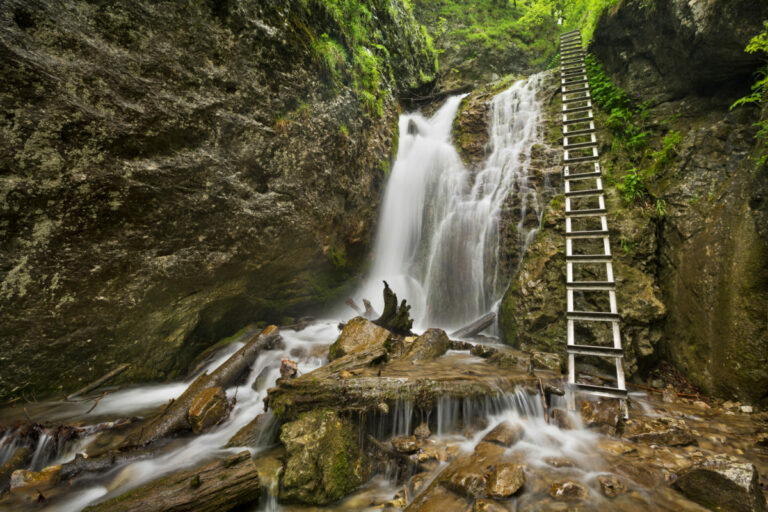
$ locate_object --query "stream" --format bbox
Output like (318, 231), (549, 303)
(2, 75), (763, 512)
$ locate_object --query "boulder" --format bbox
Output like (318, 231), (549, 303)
(482, 421), (524, 447)
(188, 386), (228, 434)
(404, 329), (450, 363)
(580, 399), (624, 436)
(0, 446), (31, 491)
(392, 436), (420, 454)
(624, 417), (695, 446)
(279, 409), (367, 505)
(485, 463), (525, 498)
(549, 481), (587, 501)
(598, 475), (626, 498)
(414, 422), (431, 440)
(10, 465), (61, 501)
(328, 317), (392, 361)
(474, 498), (508, 512)
(675, 455), (767, 512)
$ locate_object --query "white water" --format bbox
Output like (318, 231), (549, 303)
(358, 75), (544, 330)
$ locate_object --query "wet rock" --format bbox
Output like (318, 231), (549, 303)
(598, 475), (626, 498)
(549, 481), (587, 501)
(392, 436), (420, 454)
(441, 463), (487, 498)
(404, 482), (473, 512)
(328, 317), (392, 361)
(531, 351), (562, 373)
(251, 365), (278, 392)
(597, 439), (636, 456)
(543, 457), (575, 468)
(226, 412), (278, 448)
(485, 463), (525, 498)
(550, 409), (576, 430)
(474, 498), (508, 512)
(740, 406), (754, 414)
(10, 465), (61, 501)
(674, 455), (767, 512)
(482, 421), (524, 447)
(662, 385), (677, 403)
(188, 386), (228, 434)
(624, 417), (695, 446)
(279, 359), (298, 380)
(280, 409), (367, 505)
(414, 422), (431, 440)
(0, 446), (31, 491)
(580, 399), (624, 436)
(404, 329), (450, 363)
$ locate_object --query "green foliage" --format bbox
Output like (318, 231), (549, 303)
(559, 0), (620, 43)
(731, 21), (768, 168)
(313, 34), (348, 84)
(616, 168), (647, 203)
(649, 130), (681, 173)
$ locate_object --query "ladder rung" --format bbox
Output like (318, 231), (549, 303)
(567, 344), (623, 356)
(562, 86), (590, 95)
(562, 65), (586, 73)
(565, 188), (602, 197)
(563, 105), (592, 115)
(561, 50), (584, 58)
(566, 254), (612, 263)
(564, 169), (600, 179)
(563, 94), (590, 104)
(563, 115), (593, 126)
(566, 229), (610, 239)
(562, 70), (586, 79)
(562, 57), (585, 64)
(564, 155), (599, 164)
(564, 140), (596, 150)
(563, 126), (595, 136)
(565, 208), (606, 218)
(562, 77), (588, 85)
(567, 280), (615, 290)
(567, 311), (620, 322)
(573, 383), (627, 399)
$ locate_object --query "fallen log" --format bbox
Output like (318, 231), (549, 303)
(93, 326), (280, 454)
(450, 312), (496, 339)
(61, 449), (156, 481)
(67, 364), (130, 400)
(362, 299), (378, 319)
(345, 298), (364, 316)
(82, 451), (261, 512)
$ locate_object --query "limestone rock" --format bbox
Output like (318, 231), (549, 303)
(188, 386), (228, 434)
(624, 417), (695, 446)
(474, 498), (508, 512)
(404, 329), (450, 363)
(549, 481), (587, 501)
(10, 465), (61, 501)
(482, 421), (524, 447)
(675, 455), (767, 512)
(392, 436), (420, 454)
(580, 399), (624, 436)
(328, 317), (392, 361)
(598, 475), (626, 498)
(414, 422), (431, 440)
(485, 463), (525, 498)
(279, 409), (367, 505)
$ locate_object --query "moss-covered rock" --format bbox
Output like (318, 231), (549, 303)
(328, 316), (392, 361)
(279, 409), (368, 505)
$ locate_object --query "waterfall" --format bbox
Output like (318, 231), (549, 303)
(359, 75), (544, 330)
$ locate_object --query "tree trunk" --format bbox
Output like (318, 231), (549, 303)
(450, 312), (496, 339)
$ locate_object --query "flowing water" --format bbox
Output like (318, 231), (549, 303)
(0, 76), (589, 511)
(358, 75), (544, 330)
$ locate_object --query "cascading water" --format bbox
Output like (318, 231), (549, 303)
(358, 75), (544, 329)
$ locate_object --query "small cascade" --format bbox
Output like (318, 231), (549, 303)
(359, 75), (545, 330)
(29, 432), (53, 471)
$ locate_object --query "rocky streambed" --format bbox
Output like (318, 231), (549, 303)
(0, 316), (766, 511)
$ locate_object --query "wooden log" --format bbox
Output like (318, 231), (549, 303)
(362, 299), (378, 319)
(94, 326), (280, 453)
(82, 451), (260, 512)
(345, 298), (364, 315)
(450, 312), (496, 339)
(66, 364), (130, 400)
(373, 281), (413, 335)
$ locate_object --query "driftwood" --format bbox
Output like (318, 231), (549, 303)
(345, 298), (363, 316)
(450, 312), (496, 339)
(66, 364), (130, 400)
(61, 449), (156, 481)
(362, 299), (378, 319)
(92, 326), (280, 454)
(373, 281), (413, 335)
(82, 451), (260, 512)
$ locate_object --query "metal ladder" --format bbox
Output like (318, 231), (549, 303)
(559, 30), (628, 415)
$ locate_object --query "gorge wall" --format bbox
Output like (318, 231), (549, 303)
(0, 0), (435, 400)
(500, 0), (768, 404)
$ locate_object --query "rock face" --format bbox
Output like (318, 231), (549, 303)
(591, 0), (768, 101)
(675, 455), (768, 512)
(279, 409), (368, 505)
(9, 465), (61, 501)
(328, 317), (392, 361)
(501, 0), (768, 403)
(0, 0), (435, 400)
